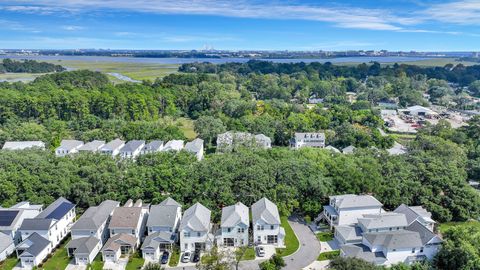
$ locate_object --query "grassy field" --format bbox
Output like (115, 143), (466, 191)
(317, 250), (340, 261)
(0, 72), (47, 82)
(88, 254), (104, 270)
(276, 217), (300, 257)
(0, 256), (19, 270)
(44, 60), (179, 82)
(125, 252), (144, 270)
(168, 247), (180, 267)
(241, 247), (256, 261)
(41, 238), (71, 270)
(316, 231), (334, 242)
(439, 220), (480, 234)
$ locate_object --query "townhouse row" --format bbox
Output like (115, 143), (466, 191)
(0, 197), (284, 268)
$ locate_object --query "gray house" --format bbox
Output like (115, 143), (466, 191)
(78, 140), (106, 153)
(120, 140), (145, 159)
(55, 140), (84, 157)
(141, 141), (164, 155)
(185, 139), (204, 161)
(16, 232), (51, 268)
(100, 139), (125, 156)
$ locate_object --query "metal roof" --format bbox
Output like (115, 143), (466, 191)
(330, 194), (382, 209)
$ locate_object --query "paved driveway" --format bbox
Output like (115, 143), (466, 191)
(283, 217), (322, 270)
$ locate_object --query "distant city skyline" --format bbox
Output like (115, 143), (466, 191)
(1, 0), (480, 51)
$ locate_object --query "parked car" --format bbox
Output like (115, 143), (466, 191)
(256, 246), (265, 257)
(182, 251), (191, 263)
(192, 250), (201, 263)
(161, 251), (170, 264)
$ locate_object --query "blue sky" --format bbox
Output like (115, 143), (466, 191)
(0, 0), (479, 51)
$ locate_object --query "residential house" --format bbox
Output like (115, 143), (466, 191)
(141, 140), (164, 155)
(290, 132), (325, 149)
(119, 140), (145, 159)
(393, 204), (435, 232)
(401, 106), (438, 118)
(55, 140), (84, 157)
(162, 140), (184, 152)
(99, 139), (125, 156)
(0, 202), (43, 245)
(254, 134), (272, 149)
(19, 197), (76, 248)
(325, 145), (341, 153)
(219, 202), (249, 247)
(101, 234), (137, 263)
(320, 194), (383, 228)
(216, 131), (272, 152)
(66, 200), (119, 265)
(251, 198), (285, 247)
(0, 233), (14, 262)
(2, 141), (45, 150)
(15, 233), (51, 268)
(142, 197), (182, 260)
(179, 202), (212, 252)
(342, 145), (356, 154)
(77, 140), (105, 153)
(185, 138), (204, 161)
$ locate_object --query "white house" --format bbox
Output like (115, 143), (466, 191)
(77, 140), (105, 153)
(219, 202), (249, 247)
(108, 200), (148, 245)
(162, 140), (184, 152)
(55, 140), (84, 157)
(402, 105), (438, 118)
(342, 145), (356, 154)
(0, 233), (14, 262)
(141, 141), (164, 155)
(101, 234), (137, 263)
(19, 197), (76, 248)
(16, 233), (51, 269)
(2, 141), (45, 150)
(119, 140), (145, 159)
(393, 204), (436, 232)
(290, 132), (325, 149)
(142, 197), (182, 260)
(179, 202), (212, 252)
(320, 194), (383, 228)
(185, 138), (204, 161)
(251, 198), (285, 247)
(66, 200), (119, 265)
(100, 139), (125, 156)
(0, 202), (43, 246)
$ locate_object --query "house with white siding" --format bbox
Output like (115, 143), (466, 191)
(55, 140), (84, 157)
(290, 132), (325, 149)
(100, 139), (125, 156)
(78, 140), (105, 153)
(2, 141), (45, 150)
(120, 140), (145, 159)
(251, 198), (285, 247)
(0, 202), (43, 246)
(141, 141), (164, 154)
(162, 140), (184, 152)
(219, 202), (249, 247)
(185, 138), (204, 161)
(179, 202), (212, 252)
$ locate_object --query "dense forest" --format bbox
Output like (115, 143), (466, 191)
(0, 58), (65, 73)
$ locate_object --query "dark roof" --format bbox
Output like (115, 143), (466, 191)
(141, 231), (176, 249)
(66, 237), (100, 255)
(143, 141), (164, 151)
(18, 233), (50, 257)
(0, 210), (19, 226)
(19, 218), (54, 230)
(406, 221), (439, 245)
(120, 140), (145, 152)
(36, 197), (75, 220)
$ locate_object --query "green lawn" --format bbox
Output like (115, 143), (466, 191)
(0, 256), (19, 270)
(168, 247), (180, 267)
(240, 247), (256, 261)
(125, 252), (145, 270)
(317, 250), (340, 261)
(87, 254), (104, 270)
(439, 221), (480, 234)
(41, 238), (71, 270)
(316, 231), (334, 242)
(276, 217), (300, 257)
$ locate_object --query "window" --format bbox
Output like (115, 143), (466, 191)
(412, 248), (415, 253)
(238, 228), (244, 233)
(270, 225), (274, 230)
(257, 225), (264, 231)
(227, 228), (231, 233)
(420, 247), (424, 253)
(131, 230), (135, 235)
(184, 232), (190, 237)
(197, 232), (201, 237)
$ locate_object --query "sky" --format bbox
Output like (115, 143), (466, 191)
(0, 0), (480, 51)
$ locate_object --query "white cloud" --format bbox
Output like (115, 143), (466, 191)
(422, 0), (480, 24)
(62, 25), (84, 31)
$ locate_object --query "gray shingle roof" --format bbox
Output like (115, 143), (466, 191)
(221, 202), (249, 228)
(19, 218), (54, 230)
(163, 140), (184, 151)
(78, 140), (105, 152)
(340, 244), (387, 264)
(101, 139), (125, 151)
(363, 230), (423, 249)
(185, 139), (204, 153)
(72, 200), (119, 231)
(159, 197), (182, 207)
(335, 225), (362, 242)
(18, 233), (50, 257)
(147, 204), (179, 228)
(179, 202), (211, 232)
(102, 233), (137, 252)
(251, 197), (280, 225)
(141, 231), (175, 249)
(66, 236), (100, 255)
(325, 145), (341, 153)
(120, 140), (145, 152)
(393, 204), (434, 225)
(358, 213), (408, 230)
(143, 141), (164, 152)
(342, 145), (356, 154)
(0, 232), (13, 252)
(36, 197), (75, 219)
(57, 140), (83, 151)
(406, 221), (439, 245)
(330, 195), (382, 209)
(109, 207), (142, 229)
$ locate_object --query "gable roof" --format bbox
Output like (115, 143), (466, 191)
(163, 140), (184, 151)
(179, 202), (211, 232)
(109, 207), (142, 229)
(330, 194), (382, 209)
(101, 139), (125, 151)
(185, 139), (204, 153)
(143, 141), (164, 152)
(358, 213), (408, 230)
(141, 231), (176, 249)
(19, 218), (55, 231)
(2, 141), (45, 150)
(18, 233), (50, 257)
(147, 204), (180, 228)
(335, 225), (363, 242)
(78, 140), (105, 152)
(251, 197), (280, 225)
(325, 145), (341, 153)
(66, 236), (100, 255)
(120, 140), (145, 152)
(36, 197), (75, 220)
(57, 140), (83, 151)
(221, 202), (249, 228)
(72, 200), (119, 231)
(363, 230), (423, 249)
(393, 204), (435, 225)
(342, 145), (356, 154)
(159, 197), (182, 207)
(102, 233), (136, 252)
(406, 221), (439, 245)
(341, 244), (387, 264)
